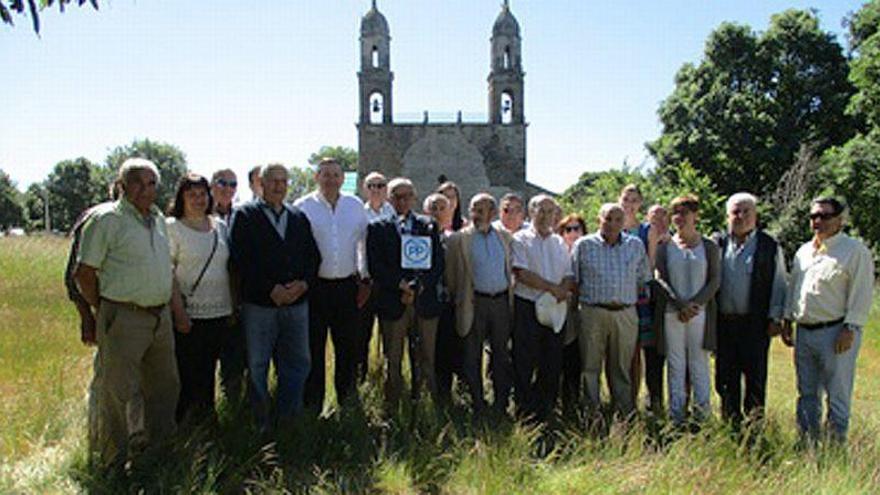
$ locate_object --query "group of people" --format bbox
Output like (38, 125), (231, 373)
(67, 157), (874, 470)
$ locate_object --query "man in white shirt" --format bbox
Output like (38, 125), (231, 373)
(493, 192), (530, 234)
(295, 158), (371, 411)
(511, 194), (574, 421)
(782, 197), (875, 443)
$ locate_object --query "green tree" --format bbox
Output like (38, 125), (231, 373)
(105, 139), (188, 212)
(1, 0), (98, 33)
(648, 9), (855, 197)
(287, 165), (316, 203)
(307, 146), (358, 172)
(559, 162), (724, 234)
(0, 169), (24, 230)
(44, 157), (107, 232)
(22, 183), (47, 231)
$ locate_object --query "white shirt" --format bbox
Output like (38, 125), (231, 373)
(166, 217), (233, 319)
(511, 227), (573, 302)
(295, 190), (369, 279)
(365, 200), (396, 223)
(785, 232), (875, 327)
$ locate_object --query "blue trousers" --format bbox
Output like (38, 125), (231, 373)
(241, 302), (310, 430)
(795, 322), (861, 442)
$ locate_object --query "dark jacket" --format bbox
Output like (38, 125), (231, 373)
(367, 212), (445, 320)
(229, 200), (321, 307)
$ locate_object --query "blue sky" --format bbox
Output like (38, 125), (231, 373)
(0, 0), (864, 195)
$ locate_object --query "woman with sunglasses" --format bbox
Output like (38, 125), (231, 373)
(167, 173), (234, 423)
(557, 213), (587, 412)
(653, 194), (720, 426)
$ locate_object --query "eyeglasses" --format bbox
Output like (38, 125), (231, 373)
(563, 225), (582, 233)
(809, 212), (838, 221)
(367, 183), (387, 190)
(215, 179), (238, 188)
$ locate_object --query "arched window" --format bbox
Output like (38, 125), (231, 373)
(370, 92), (384, 124)
(503, 46), (511, 69)
(372, 46), (380, 68)
(500, 92), (513, 124)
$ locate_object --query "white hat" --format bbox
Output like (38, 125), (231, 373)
(535, 292), (568, 333)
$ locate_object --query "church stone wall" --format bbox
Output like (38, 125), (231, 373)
(358, 123), (534, 203)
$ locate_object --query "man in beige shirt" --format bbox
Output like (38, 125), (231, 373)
(75, 158), (179, 467)
(782, 197), (875, 442)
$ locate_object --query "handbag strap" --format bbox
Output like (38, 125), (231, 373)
(188, 229), (219, 298)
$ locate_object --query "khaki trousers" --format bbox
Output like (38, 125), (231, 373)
(96, 301), (179, 465)
(380, 304), (438, 405)
(579, 305), (638, 417)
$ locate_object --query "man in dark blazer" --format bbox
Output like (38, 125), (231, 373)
(229, 163), (321, 433)
(367, 177), (444, 406)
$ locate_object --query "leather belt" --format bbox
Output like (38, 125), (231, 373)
(798, 317), (844, 331)
(590, 303), (632, 312)
(719, 313), (751, 323)
(101, 297), (166, 318)
(474, 290), (508, 299)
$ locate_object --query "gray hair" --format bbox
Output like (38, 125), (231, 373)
(725, 192), (758, 213)
(527, 194), (556, 216)
(261, 163), (289, 181)
(598, 202), (625, 219)
(469, 192), (497, 211)
(118, 158), (160, 186)
(423, 193), (449, 214)
(387, 177), (415, 196)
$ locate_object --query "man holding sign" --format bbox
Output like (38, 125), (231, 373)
(367, 178), (444, 406)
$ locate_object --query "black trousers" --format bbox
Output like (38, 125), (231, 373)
(217, 316), (246, 405)
(513, 297), (563, 421)
(643, 344), (665, 413)
(304, 277), (359, 410)
(715, 317), (770, 423)
(561, 341), (581, 410)
(435, 302), (462, 404)
(174, 316), (230, 422)
(355, 288), (379, 382)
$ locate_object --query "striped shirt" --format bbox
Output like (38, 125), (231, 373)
(572, 231), (651, 306)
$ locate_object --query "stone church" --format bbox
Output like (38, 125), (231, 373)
(356, 1), (548, 202)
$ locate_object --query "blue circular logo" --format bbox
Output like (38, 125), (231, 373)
(404, 238), (430, 264)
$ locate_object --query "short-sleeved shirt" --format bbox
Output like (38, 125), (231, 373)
(77, 198), (173, 307)
(572, 232), (651, 306)
(511, 228), (573, 302)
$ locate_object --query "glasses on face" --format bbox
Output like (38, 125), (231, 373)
(672, 208), (692, 216)
(215, 179), (238, 188)
(809, 211), (838, 221)
(367, 183), (387, 190)
(564, 225), (582, 233)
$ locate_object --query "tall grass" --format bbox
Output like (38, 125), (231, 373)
(1, 236), (879, 493)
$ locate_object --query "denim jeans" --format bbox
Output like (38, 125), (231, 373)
(241, 302), (310, 430)
(796, 322), (861, 442)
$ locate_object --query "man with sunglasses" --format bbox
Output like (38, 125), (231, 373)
(211, 169), (238, 224)
(782, 197), (874, 443)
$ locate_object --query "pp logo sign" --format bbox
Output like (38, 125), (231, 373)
(401, 234), (432, 270)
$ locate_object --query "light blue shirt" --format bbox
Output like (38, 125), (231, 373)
(471, 227), (509, 294)
(259, 198), (289, 240)
(572, 232), (651, 305)
(719, 230), (788, 319)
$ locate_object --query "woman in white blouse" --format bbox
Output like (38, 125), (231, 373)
(653, 194), (720, 426)
(167, 173), (234, 423)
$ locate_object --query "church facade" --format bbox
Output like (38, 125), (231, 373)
(356, 1), (547, 202)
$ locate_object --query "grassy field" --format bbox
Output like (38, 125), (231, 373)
(1, 235), (879, 494)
